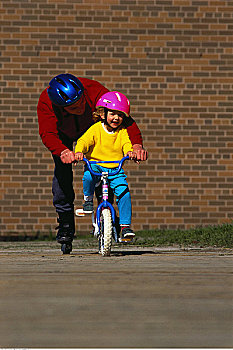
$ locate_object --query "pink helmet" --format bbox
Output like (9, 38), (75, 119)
(96, 91), (130, 117)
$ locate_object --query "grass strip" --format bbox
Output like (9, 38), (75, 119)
(134, 223), (233, 248)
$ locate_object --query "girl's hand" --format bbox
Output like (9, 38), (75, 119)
(126, 151), (137, 160)
(74, 152), (84, 162)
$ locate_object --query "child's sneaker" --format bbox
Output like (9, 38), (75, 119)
(83, 200), (94, 213)
(121, 227), (135, 240)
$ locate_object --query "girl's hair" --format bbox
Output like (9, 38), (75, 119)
(92, 107), (105, 123)
(92, 107), (126, 125)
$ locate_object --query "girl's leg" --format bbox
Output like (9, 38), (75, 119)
(82, 165), (101, 213)
(82, 166), (97, 200)
(117, 191), (132, 226)
(108, 170), (132, 226)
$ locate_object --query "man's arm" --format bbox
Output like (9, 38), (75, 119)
(124, 116), (148, 161)
(37, 89), (67, 156)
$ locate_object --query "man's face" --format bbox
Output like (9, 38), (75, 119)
(63, 95), (86, 115)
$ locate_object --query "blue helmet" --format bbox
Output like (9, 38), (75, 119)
(47, 73), (84, 106)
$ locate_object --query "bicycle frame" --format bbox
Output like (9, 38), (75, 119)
(81, 155), (129, 242)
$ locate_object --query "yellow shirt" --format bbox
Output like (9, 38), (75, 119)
(75, 121), (133, 168)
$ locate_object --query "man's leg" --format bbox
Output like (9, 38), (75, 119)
(52, 155), (75, 244)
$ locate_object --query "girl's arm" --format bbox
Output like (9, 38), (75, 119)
(74, 124), (96, 154)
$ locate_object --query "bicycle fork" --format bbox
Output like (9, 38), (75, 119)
(93, 173), (118, 242)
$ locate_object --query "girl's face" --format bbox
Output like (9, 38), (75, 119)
(105, 110), (125, 130)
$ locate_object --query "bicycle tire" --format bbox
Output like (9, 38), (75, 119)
(99, 208), (112, 256)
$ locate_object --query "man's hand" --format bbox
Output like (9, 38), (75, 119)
(132, 144), (148, 162)
(60, 149), (76, 164)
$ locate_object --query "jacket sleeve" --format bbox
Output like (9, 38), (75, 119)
(37, 89), (67, 156)
(124, 116), (143, 146)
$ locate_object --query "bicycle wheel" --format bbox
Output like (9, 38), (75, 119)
(99, 208), (112, 256)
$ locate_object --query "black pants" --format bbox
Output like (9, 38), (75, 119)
(52, 154), (75, 214)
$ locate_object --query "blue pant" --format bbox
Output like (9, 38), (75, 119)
(83, 164), (132, 226)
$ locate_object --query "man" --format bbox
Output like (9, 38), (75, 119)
(37, 73), (147, 252)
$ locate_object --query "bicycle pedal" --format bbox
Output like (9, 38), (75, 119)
(75, 208), (85, 217)
(119, 237), (133, 243)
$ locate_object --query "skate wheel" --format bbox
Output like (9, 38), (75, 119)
(61, 243), (72, 254)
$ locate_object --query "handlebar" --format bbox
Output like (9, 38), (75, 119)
(81, 156), (129, 176)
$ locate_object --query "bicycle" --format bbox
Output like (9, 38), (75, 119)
(75, 155), (133, 256)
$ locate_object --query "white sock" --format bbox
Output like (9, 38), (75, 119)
(84, 195), (94, 201)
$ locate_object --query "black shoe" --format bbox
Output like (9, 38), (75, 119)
(61, 242), (72, 254)
(83, 201), (94, 214)
(122, 227), (135, 239)
(56, 211), (75, 244)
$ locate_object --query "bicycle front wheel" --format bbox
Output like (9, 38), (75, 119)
(99, 208), (112, 256)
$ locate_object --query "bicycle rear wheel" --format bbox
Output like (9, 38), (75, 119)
(99, 208), (112, 256)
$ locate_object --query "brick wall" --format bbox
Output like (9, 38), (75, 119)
(0, 0), (233, 237)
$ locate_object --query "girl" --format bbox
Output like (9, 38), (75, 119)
(75, 91), (137, 239)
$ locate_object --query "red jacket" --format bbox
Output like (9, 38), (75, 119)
(37, 77), (143, 156)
